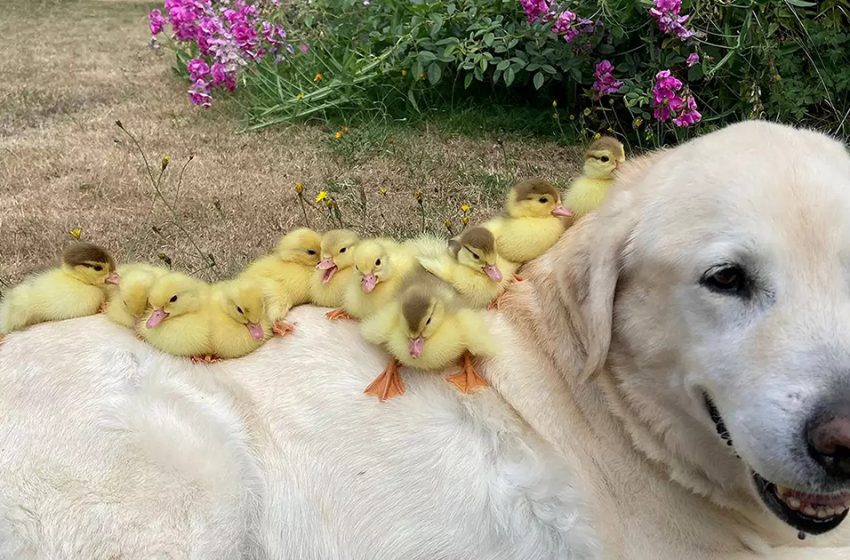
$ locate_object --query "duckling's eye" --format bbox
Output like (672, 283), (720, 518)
(600, 155), (610, 163)
(426, 317), (432, 325)
(93, 265), (103, 271)
(236, 306), (244, 314)
(340, 247), (347, 254)
(375, 258), (381, 266)
(307, 250), (317, 255)
(470, 251), (480, 260)
(170, 295), (178, 303)
(538, 197), (548, 204)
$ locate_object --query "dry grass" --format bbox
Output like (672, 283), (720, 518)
(0, 0), (582, 291)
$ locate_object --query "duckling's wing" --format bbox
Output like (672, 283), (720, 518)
(416, 255), (454, 284)
(360, 302), (401, 345)
(455, 309), (498, 358)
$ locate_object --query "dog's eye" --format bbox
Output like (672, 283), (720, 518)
(701, 264), (750, 297)
(538, 197), (548, 204)
(600, 155), (610, 163)
(170, 295), (178, 303)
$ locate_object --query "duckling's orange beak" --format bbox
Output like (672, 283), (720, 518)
(483, 264), (502, 282)
(246, 322), (264, 341)
(105, 272), (121, 285)
(551, 205), (574, 218)
(409, 336), (424, 358)
(317, 257), (338, 284)
(361, 273), (378, 293)
(146, 308), (169, 329)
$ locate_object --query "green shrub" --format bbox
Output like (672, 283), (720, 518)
(151, 0), (850, 147)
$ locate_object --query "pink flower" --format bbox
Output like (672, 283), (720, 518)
(651, 69), (701, 127)
(520, 0), (550, 23)
(148, 9), (166, 35)
(187, 58), (210, 81)
(649, 0), (694, 40)
(592, 60), (623, 99)
(211, 62), (236, 92)
(188, 79), (212, 108)
(686, 52), (700, 67)
(299, 43), (310, 54)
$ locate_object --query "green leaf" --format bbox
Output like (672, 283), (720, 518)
(785, 0), (816, 6)
(407, 89), (420, 112)
(541, 64), (557, 75)
(533, 71), (544, 90)
(427, 62), (442, 85)
(431, 15), (444, 38)
(479, 58), (488, 74)
(447, 2), (456, 14)
(464, 73), (474, 89)
(496, 59), (510, 71)
(418, 51), (437, 63)
(504, 67), (515, 87)
(484, 32), (495, 47)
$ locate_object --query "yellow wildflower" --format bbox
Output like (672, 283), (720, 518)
(414, 190), (423, 203)
(551, 100), (558, 108)
(378, 186), (388, 196)
(294, 181), (304, 194)
(335, 131), (343, 139)
(460, 202), (471, 214)
(418, 72), (426, 81)
(633, 118), (643, 127)
(402, 69), (408, 76)
(69, 227), (82, 240)
(314, 72), (323, 82)
(444, 218), (453, 230)
(296, 93), (305, 100)
(583, 108), (592, 117)
(593, 132), (602, 140)
(161, 154), (170, 170)
(315, 191), (328, 203)
(462, 215), (470, 225)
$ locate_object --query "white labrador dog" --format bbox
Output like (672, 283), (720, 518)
(2, 121), (850, 559)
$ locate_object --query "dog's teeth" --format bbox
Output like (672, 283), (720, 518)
(803, 506), (817, 516)
(787, 497), (801, 510)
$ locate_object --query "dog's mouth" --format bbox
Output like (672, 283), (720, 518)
(704, 394), (850, 535)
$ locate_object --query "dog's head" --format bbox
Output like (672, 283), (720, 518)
(551, 121), (850, 537)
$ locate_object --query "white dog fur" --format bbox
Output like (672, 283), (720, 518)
(2, 121), (850, 559)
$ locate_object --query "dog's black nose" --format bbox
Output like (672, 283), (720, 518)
(808, 402), (850, 479)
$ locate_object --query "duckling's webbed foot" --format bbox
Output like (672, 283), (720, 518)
(364, 358), (405, 401)
(273, 321), (295, 336)
(513, 274), (524, 282)
(487, 292), (509, 311)
(98, 301), (108, 314)
(326, 308), (355, 321)
(191, 354), (221, 364)
(447, 351), (488, 394)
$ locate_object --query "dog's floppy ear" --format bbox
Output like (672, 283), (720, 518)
(551, 154), (660, 382)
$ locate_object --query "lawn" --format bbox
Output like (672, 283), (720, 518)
(0, 0), (581, 290)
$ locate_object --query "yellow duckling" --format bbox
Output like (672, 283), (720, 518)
(240, 227), (321, 316)
(483, 178), (573, 264)
(339, 239), (418, 320)
(361, 274), (497, 401)
(416, 227), (517, 309)
(105, 263), (169, 329)
(563, 136), (626, 219)
(310, 229), (360, 318)
(208, 277), (272, 359)
(137, 272), (212, 360)
(0, 242), (119, 336)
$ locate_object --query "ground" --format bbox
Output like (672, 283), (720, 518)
(0, 0), (581, 290)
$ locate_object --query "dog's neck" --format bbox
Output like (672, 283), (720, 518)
(496, 257), (799, 552)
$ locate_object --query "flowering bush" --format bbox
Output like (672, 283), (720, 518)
(149, 0), (850, 146)
(148, 0), (299, 108)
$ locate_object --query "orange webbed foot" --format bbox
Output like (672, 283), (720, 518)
(326, 308), (355, 321)
(446, 351), (488, 394)
(513, 274), (524, 282)
(191, 354), (221, 364)
(98, 302), (108, 314)
(364, 358), (405, 401)
(487, 292), (509, 311)
(273, 321), (295, 336)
